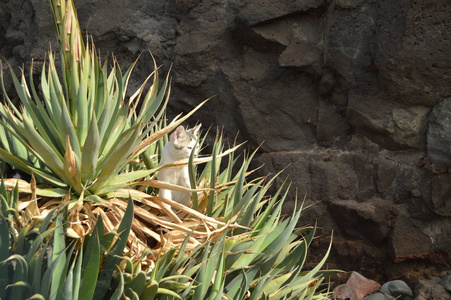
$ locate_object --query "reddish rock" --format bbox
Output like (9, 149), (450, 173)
(333, 271), (381, 300)
(333, 283), (359, 300)
(347, 272), (381, 299)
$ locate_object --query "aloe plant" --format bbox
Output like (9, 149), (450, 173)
(158, 145), (334, 299)
(0, 0), (212, 198)
(0, 178), (139, 300)
(0, 130), (334, 299)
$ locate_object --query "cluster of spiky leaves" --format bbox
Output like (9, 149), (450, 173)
(0, 180), (144, 300)
(0, 172), (333, 299)
(0, 13), (182, 197)
(0, 0), (334, 299)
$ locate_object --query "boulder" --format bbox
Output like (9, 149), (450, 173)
(418, 217), (451, 253)
(333, 284), (359, 300)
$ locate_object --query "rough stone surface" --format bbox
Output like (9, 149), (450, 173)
(389, 217), (434, 262)
(347, 95), (429, 150)
(229, 0), (326, 26)
(439, 275), (451, 292)
(427, 98), (451, 169)
(429, 173), (451, 217)
(415, 278), (451, 300)
(279, 41), (323, 77)
(329, 199), (396, 244)
(376, 1), (451, 107)
(2, 0), (451, 284)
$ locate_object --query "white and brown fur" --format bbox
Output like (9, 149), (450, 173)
(158, 124), (201, 206)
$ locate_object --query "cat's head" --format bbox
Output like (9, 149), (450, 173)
(168, 124), (201, 159)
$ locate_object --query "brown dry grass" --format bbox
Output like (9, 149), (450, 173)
(4, 177), (244, 271)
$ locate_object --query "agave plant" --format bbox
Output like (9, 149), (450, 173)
(0, 173), (138, 300)
(150, 139), (335, 299)
(0, 0), (218, 252)
(141, 185), (334, 299)
(0, 24), (183, 197)
(0, 0), (218, 199)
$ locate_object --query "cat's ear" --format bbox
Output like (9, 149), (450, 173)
(172, 126), (186, 144)
(191, 123), (202, 136)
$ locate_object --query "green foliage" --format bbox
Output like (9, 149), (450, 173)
(0, 130), (334, 300)
(0, 177), (19, 219)
(138, 136), (335, 299)
(0, 183), (139, 300)
(0, 0), (211, 198)
(0, 46), (166, 196)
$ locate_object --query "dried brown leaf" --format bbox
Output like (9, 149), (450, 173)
(64, 135), (77, 179)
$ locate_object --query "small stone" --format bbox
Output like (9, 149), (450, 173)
(346, 271), (381, 299)
(361, 292), (385, 300)
(362, 292), (396, 300)
(332, 272), (382, 300)
(381, 280), (413, 297)
(439, 275), (451, 292)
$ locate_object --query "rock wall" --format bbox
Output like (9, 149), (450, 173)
(2, 0), (451, 283)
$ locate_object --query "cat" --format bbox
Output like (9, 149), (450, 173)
(158, 124), (201, 206)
